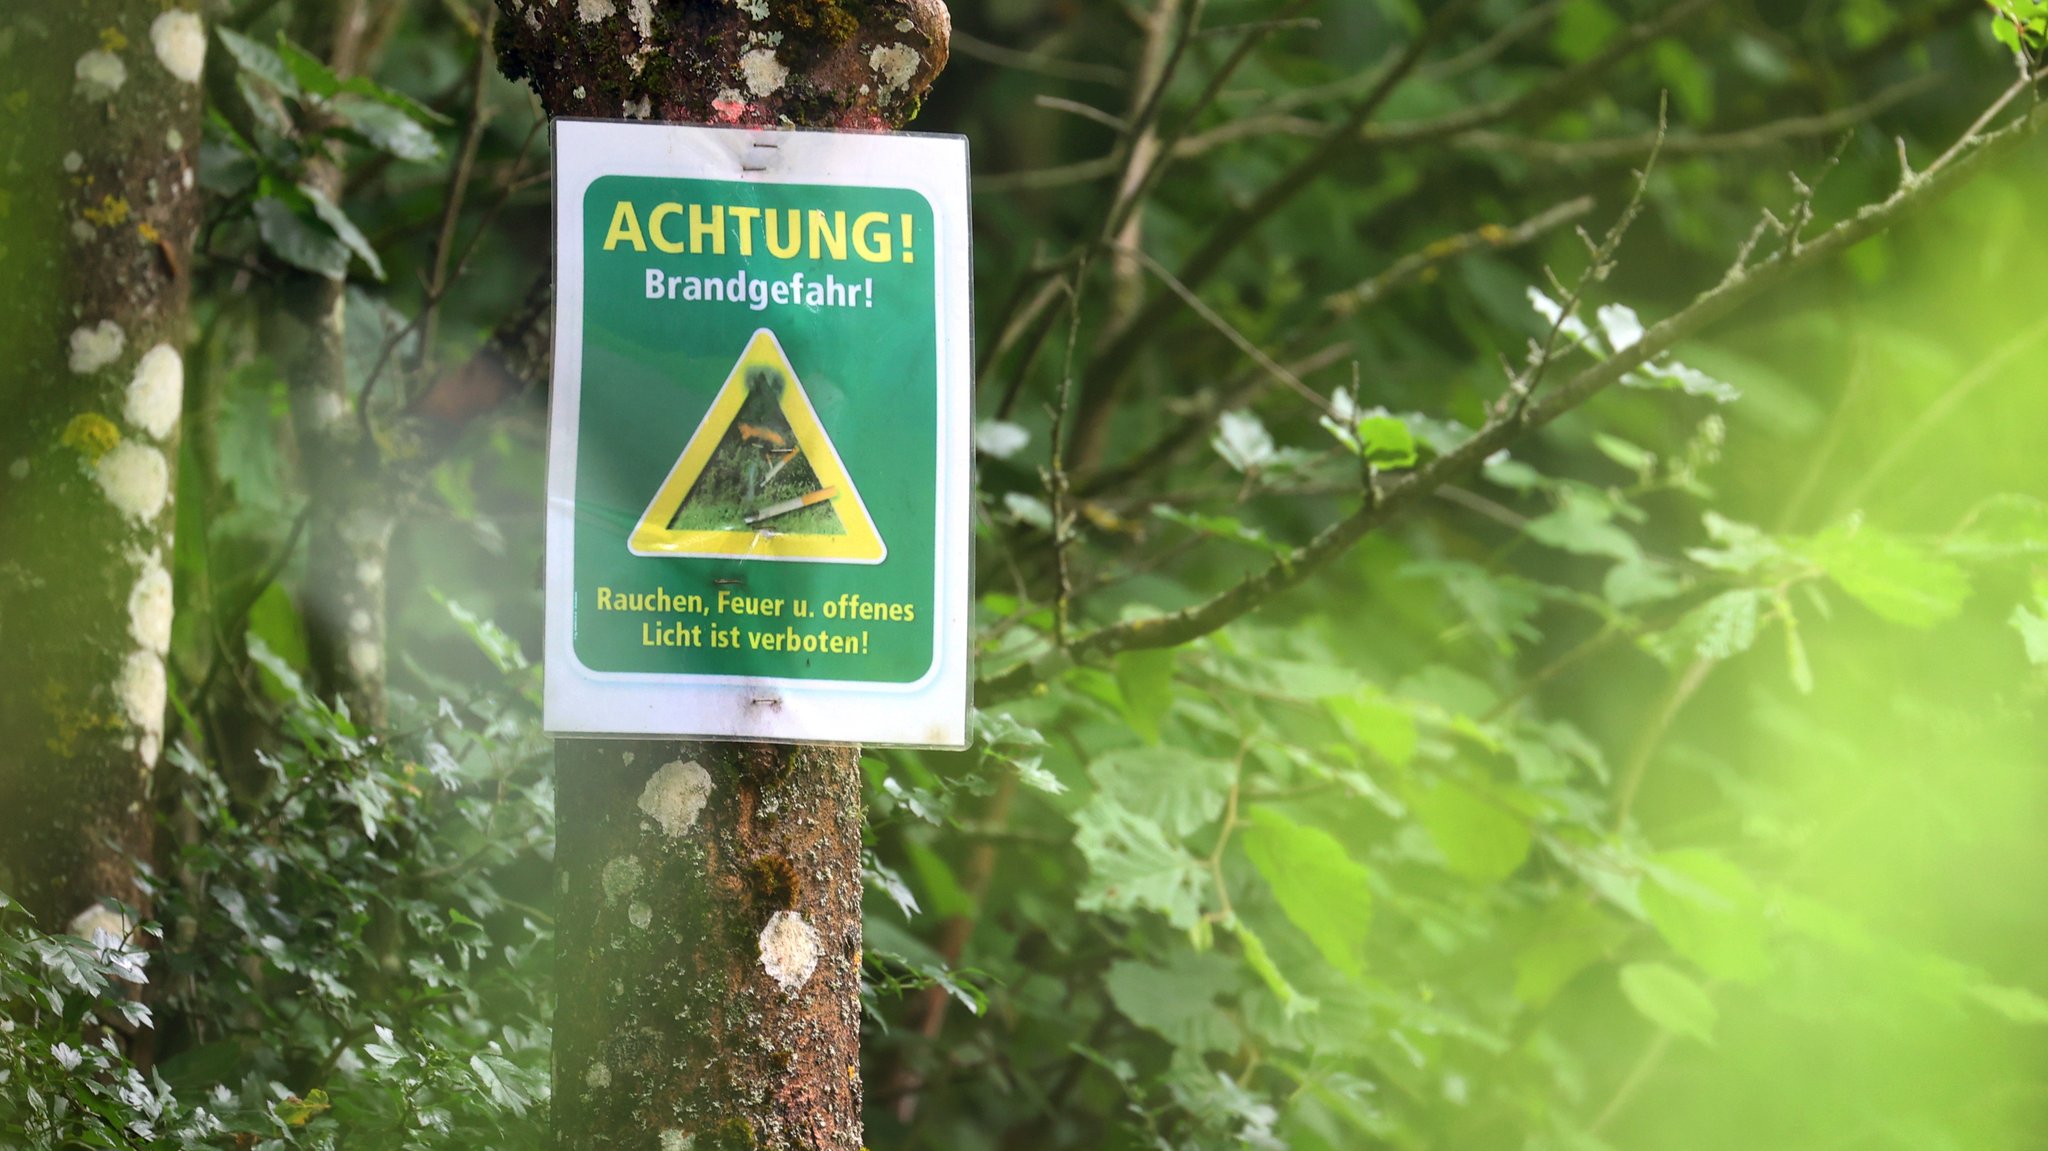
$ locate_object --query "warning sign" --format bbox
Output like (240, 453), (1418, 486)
(543, 121), (972, 748)
(629, 329), (885, 563)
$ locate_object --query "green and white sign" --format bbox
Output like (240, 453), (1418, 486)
(544, 121), (972, 748)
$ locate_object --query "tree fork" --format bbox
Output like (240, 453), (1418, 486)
(490, 3), (949, 1147)
(0, 0), (204, 932)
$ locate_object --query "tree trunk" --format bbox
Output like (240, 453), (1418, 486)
(0, 0), (205, 932)
(270, 0), (394, 731)
(490, 3), (950, 1147)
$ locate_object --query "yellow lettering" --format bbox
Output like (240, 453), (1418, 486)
(808, 209), (847, 261)
(766, 209), (802, 259)
(646, 203), (687, 254)
(728, 206), (760, 256)
(852, 212), (892, 262)
(603, 201), (646, 252)
(690, 203), (725, 255)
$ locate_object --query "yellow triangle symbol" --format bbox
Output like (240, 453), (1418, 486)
(629, 329), (887, 564)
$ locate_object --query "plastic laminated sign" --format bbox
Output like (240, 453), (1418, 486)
(544, 120), (972, 749)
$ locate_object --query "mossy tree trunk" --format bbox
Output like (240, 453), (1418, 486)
(0, 0), (205, 935)
(490, 3), (949, 1147)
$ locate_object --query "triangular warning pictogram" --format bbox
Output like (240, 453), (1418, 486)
(629, 329), (887, 564)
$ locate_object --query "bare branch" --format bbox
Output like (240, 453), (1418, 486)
(1451, 73), (1942, 165)
(1326, 196), (1595, 315)
(950, 27), (1128, 86)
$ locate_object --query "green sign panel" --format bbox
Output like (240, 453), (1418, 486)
(545, 122), (971, 748)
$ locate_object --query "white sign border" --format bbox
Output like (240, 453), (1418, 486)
(543, 120), (973, 750)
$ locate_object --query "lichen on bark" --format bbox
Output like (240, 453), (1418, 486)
(0, 0), (204, 929)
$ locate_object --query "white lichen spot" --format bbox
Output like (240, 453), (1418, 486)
(601, 855), (643, 901)
(348, 609), (372, 634)
(355, 558), (383, 588)
(68, 902), (131, 947)
(621, 750), (636, 767)
(128, 556), (173, 655)
(622, 96), (651, 119)
(150, 10), (206, 85)
(348, 637), (381, 678)
(628, 901), (651, 929)
(63, 151), (84, 173)
(628, 0), (654, 40)
(165, 127), (183, 151)
(96, 442), (169, 523)
(116, 649), (167, 766)
(638, 760), (712, 837)
(585, 1061), (612, 1089)
(75, 49), (127, 101)
(72, 220), (97, 243)
(68, 320), (125, 374)
(737, 0), (768, 19)
(740, 47), (786, 96)
(896, 18), (914, 31)
(572, 84), (587, 100)
(759, 911), (821, 994)
(869, 43), (920, 95)
(576, 0), (615, 21)
(124, 344), (182, 440)
(309, 389), (348, 429)
(659, 1131), (693, 1151)
(8, 458), (28, 481)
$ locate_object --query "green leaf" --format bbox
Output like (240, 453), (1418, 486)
(1807, 523), (1969, 628)
(1153, 505), (1292, 557)
(1116, 648), (1175, 744)
(276, 34), (342, 99)
(1325, 689), (1417, 767)
(332, 94), (444, 162)
(1593, 433), (1655, 474)
(1525, 489), (1640, 561)
(1640, 849), (1769, 983)
(1409, 780), (1530, 883)
(1551, 0), (1622, 62)
(1618, 962), (1717, 1043)
(1074, 797), (1208, 928)
(1090, 748), (1233, 837)
(1605, 556), (1685, 608)
(1515, 902), (1629, 1006)
(2011, 602), (2048, 665)
(1238, 806), (1373, 980)
(1650, 589), (1763, 665)
(1104, 950), (1243, 1052)
(216, 26), (299, 96)
(275, 1088), (332, 1126)
(301, 183), (386, 280)
(253, 196), (349, 280)
(1356, 415), (1417, 469)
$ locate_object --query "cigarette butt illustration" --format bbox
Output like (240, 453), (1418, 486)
(746, 486), (838, 526)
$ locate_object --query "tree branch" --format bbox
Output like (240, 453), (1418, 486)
(979, 88), (2048, 703)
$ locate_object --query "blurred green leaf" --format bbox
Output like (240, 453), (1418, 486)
(1409, 780), (1531, 883)
(1619, 962), (1718, 1044)
(1239, 806), (1373, 980)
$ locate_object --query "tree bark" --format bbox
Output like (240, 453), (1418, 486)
(270, 0), (395, 731)
(489, 3), (949, 1148)
(0, 0), (205, 931)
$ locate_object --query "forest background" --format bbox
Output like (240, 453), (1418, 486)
(4, 0), (2048, 1149)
